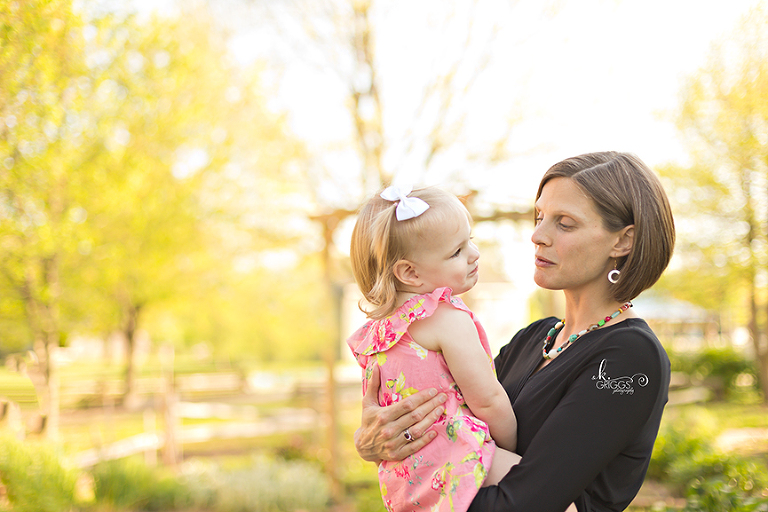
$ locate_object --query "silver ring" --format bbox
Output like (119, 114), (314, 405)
(403, 428), (414, 442)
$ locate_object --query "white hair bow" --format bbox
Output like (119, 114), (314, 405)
(380, 185), (430, 221)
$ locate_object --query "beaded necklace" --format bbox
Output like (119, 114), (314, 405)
(542, 302), (633, 360)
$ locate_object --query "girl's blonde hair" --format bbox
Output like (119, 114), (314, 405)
(350, 186), (471, 320)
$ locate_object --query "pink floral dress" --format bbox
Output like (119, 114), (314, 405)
(347, 287), (497, 512)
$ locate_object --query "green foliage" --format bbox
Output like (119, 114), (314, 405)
(91, 457), (191, 511)
(682, 481), (768, 512)
(0, 0), (314, 398)
(669, 348), (759, 401)
(344, 476), (384, 512)
(180, 455), (331, 512)
(647, 422), (710, 482)
(0, 436), (78, 512)
(167, 257), (335, 361)
(89, 455), (330, 512)
(677, 454), (768, 511)
(649, 412), (768, 511)
(0, 0), (92, 351)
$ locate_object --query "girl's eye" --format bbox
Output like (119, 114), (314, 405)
(535, 217), (543, 225)
(451, 248), (461, 258)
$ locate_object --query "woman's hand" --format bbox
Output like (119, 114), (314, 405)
(354, 365), (447, 463)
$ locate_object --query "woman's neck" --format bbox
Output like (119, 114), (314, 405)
(560, 290), (636, 338)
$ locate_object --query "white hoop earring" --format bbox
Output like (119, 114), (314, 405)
(608, 269), (621, 284)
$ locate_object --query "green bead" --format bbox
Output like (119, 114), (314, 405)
(598, 319), (606, 326)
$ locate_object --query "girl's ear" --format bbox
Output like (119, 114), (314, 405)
(610, 225), (634, 258)
(393, 259), (420, 286)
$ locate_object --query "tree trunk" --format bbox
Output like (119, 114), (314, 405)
(21, 259), (62, 440)
(43, 334), (60, 440)
(26, 330), (61, 440)
(747, 281), (768, 401)
(760, 299), (768, 401)
(758, 347), (768, 401)
(43, 256), (61, 440)
(122, 302), (143, 409)
(742, 199), (766, 402)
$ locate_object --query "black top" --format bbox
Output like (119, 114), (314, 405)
(468, 317), (670, 512)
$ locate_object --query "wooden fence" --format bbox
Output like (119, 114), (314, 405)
(72, 402), (319, 468)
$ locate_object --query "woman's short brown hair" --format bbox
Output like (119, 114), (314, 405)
(350, 187), (471, 319)
(536, 152), (675, 302)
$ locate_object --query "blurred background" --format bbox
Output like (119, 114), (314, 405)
(2, 0), (768, 510)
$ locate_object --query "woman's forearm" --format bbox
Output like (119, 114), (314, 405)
(355, 365), (447, 461)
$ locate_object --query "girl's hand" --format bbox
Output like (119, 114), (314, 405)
(354, 365), (447, 462)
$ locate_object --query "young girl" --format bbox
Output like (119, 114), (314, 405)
(347, 185), (518, 512)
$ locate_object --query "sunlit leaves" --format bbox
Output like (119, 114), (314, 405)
(0, 0), (311, 365)
(661, 5), (768, 388)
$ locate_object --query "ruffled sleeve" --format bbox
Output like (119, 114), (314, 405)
(348, 287), (459, 357)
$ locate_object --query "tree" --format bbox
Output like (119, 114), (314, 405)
(663, 4), (768, 400)
(0, 0), (103, 439)
(85, 7), (310, 405)
(0, 0), (308, 436)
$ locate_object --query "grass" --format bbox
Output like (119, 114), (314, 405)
(58, 409), (148, 454)
(0, 367), (39, 407)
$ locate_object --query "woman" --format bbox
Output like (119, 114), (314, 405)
(354, 152), (675, 511)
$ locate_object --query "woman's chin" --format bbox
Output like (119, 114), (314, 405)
(533, 274), (561, 291)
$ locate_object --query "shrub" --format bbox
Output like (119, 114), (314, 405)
(91, 457), (192, 511)
(648, 422), (710, 483)
(682, 459), (768, 512)
(180, 455), (331, 512)
(0, 436), (78, 512)
(649, 414), (768, 511)
(669, 348), (758, 401)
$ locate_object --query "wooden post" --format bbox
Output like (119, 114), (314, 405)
(143, 407), (157, 466)
(159, 344), (179, 469)
(0, 399), (24, 440)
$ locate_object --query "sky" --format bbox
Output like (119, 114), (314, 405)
(133, 0), (763, 198)
(208, 0), (763, 213)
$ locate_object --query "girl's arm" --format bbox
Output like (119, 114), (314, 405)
(410, 304), (517, 452)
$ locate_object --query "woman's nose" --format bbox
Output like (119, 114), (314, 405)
(531, 222), (549, 246)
